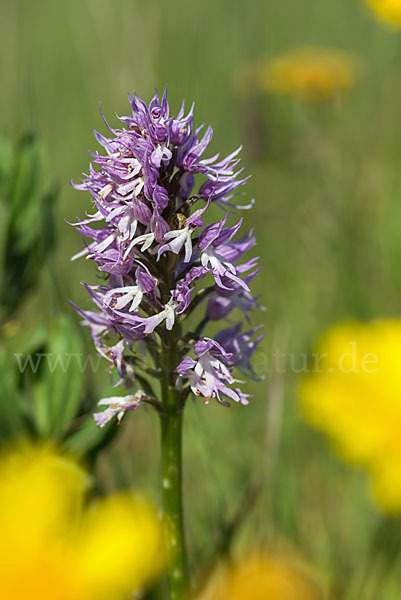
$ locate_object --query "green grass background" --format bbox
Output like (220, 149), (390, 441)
(2, 0), (401, 597)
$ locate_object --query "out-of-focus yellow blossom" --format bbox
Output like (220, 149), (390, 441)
(300, 320), (401, 512)
(198, 553), (324, 600)
(0, 443), (164, 600)
(259, 48), (355, 101)
(366, 0), (401, 27)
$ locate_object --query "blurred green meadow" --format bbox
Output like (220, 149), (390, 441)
(2, 0), (401, 597)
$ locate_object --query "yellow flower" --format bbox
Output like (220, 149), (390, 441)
(259, 48), (355, 101)
(198, 553), (324, 600)
(0, 443), (164, 600)
(299, 320), (401, 512)
(365, 0), (401, 27)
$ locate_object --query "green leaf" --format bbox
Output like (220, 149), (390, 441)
(0, 347), (29, 442)
(65, 416), (117, 457)
(0, 134), (56, 317)
(0, 135), (13, 199)
(31, 314), (85, 439)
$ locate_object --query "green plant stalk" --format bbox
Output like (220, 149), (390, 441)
(160, 333), (189, 600)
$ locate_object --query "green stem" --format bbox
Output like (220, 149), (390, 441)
(160, 345), (189, 600)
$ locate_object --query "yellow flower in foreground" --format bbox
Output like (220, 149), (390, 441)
(366, 0), (401, 27)
(198, 553), (324, 600)
(300, 320), (401, 512)
(0, 444), (164, 600)
(259, 48), (355, 101)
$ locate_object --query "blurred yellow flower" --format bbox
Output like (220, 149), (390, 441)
(300, 320), (401, 512)
(366, 0), (401, 27)
(198, 553), (324, 600)
(0, 443), (164, 600)
(259, 48), (355, 101)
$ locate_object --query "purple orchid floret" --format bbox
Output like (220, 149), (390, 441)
(176, 337), (250, 406)
(215, 324), (265, 380)
(71, 88), (263, 425)
(206, 266), (264, 322)
(94, 391), (145, 427)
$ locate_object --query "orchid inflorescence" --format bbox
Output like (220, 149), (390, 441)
(71, 88), (264, 426)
